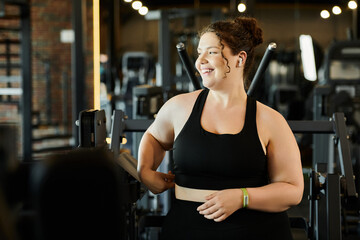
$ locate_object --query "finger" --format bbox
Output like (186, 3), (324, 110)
(161, 173), (173, 182)
(204, 209), (224, 220)
(198, 204), (218, 216)
(213, 213), (227, 222)
(197, 200), (215, 211)
(164, 176), (175, 183)
(166, 173), (175, 180)
(166, 182), (175, 189)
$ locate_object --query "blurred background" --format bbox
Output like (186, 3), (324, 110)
(0, 0), (360, 239)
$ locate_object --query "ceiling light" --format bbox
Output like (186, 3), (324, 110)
(132, 1), (142, 10)
(320, 10), (330, 19)
(348, 0), (358, 9)
(299, 35), (317, 81)
(124, 0), (132, 2)
(139, 6), (148, 15)
(332, 6), (342, 15)
(237, 3), (246, 13)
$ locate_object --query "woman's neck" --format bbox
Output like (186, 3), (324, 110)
(208, 85), (247, 108)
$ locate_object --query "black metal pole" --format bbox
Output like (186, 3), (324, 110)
(20, 3), (32, 161)
(62, 70), (68, 132)
(72, 0), (85, 147)
(247, 42), (277, 97)
(106, 0), (115, 93)
(333, 112), (357, 197)
(159, 10), (174, 95)
(353, 4), (360, 39)
(176, 42), (277, 96)
(176, 42), (201, 90)
(326, 174), (342, 240)
(45, 61), (51, 124)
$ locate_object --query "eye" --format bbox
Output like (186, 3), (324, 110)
(209, 51), (217, 55)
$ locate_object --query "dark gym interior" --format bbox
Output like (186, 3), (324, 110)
(0, 0), (360, 239)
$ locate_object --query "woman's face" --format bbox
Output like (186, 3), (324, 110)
(195, 32), (236, 89)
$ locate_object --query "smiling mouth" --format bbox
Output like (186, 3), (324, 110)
(201, 69), (214, 74)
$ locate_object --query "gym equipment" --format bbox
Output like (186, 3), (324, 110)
(76, 109), (107, 148)
(313, 40), (360, 167)
(76, 41), (358, 239)
(247, 42), (277, 97)
(105, 98), (358, 240)
(175, 41), (277, 98)
(105, 107), (358, 240)
(176, 42), (202, 90)
(174, 42), (359, 239)
(311, 40), (360, 239)
(74, 41), (285, 239)
(132, 85), (163, 159)
(289, 113), (358, 239)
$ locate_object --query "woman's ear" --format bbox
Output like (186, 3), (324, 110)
(238, 51), (247, 65)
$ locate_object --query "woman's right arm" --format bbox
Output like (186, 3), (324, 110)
(137, 99), (176, 194)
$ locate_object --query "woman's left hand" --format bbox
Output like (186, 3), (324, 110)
(197, 189), (243, 222)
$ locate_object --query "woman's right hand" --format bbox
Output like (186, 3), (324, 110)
(141, 170), (175, 194)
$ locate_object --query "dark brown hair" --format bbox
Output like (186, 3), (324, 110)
(199, 16), (263, 87)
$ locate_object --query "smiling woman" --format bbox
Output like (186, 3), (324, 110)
(137, 16), (304, 240)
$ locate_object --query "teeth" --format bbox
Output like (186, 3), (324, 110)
(201, 69), (213, 73)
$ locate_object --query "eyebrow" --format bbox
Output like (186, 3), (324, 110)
(197, 46), (221, 51)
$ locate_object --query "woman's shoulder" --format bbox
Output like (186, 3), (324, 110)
(152, 90), (203, 140)
(163, 89), (202, 110)
(256, 101), (289, 130)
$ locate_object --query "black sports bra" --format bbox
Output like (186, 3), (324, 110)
(172, 89), (269, 190)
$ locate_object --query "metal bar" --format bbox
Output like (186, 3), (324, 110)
(0, 0), (4, 17)
(0, 39), (20, 44)
(288, 120), (334, 134)
(0, 27), (21, 31)
(247, 43), (277, 97)
(0, 53), (20, 57)
(71, 0), (85, 147)
(308, 170), (318, 240)
(333, 112), (357, 197)
(175, 42), (277, 95)
(159, 10), (172, 92)
(326, 174), (342, 240)
(4, 0), (27, 5)
(353, 2), (359, 39)
(176, 42), (201, 90)
(62, 70), (68, 132)
(106, 0), (115, 93)
(5, 39), (11, 102)
(109, 110), (125, 158)
(119, 119), (337, 134)
(20, 3), (32, 161)
(123, 119), (153, 132)
(0, 63), (21, 68)
(45, 62), (51, 124)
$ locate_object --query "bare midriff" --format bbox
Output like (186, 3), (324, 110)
(175, 184), (219, 203)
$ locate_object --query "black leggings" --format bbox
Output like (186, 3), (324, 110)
(160, 199), (293, 240)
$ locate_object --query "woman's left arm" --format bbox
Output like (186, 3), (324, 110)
(246, 108), (304, 212)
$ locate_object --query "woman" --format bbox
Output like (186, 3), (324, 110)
(137, 16), (304, 239)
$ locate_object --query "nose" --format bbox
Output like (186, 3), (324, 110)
(196, 53), (207, 64)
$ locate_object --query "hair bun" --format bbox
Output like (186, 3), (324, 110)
(234, 16), (263, 47)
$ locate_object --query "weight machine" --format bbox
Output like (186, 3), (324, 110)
(77, 42), (358, 240)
